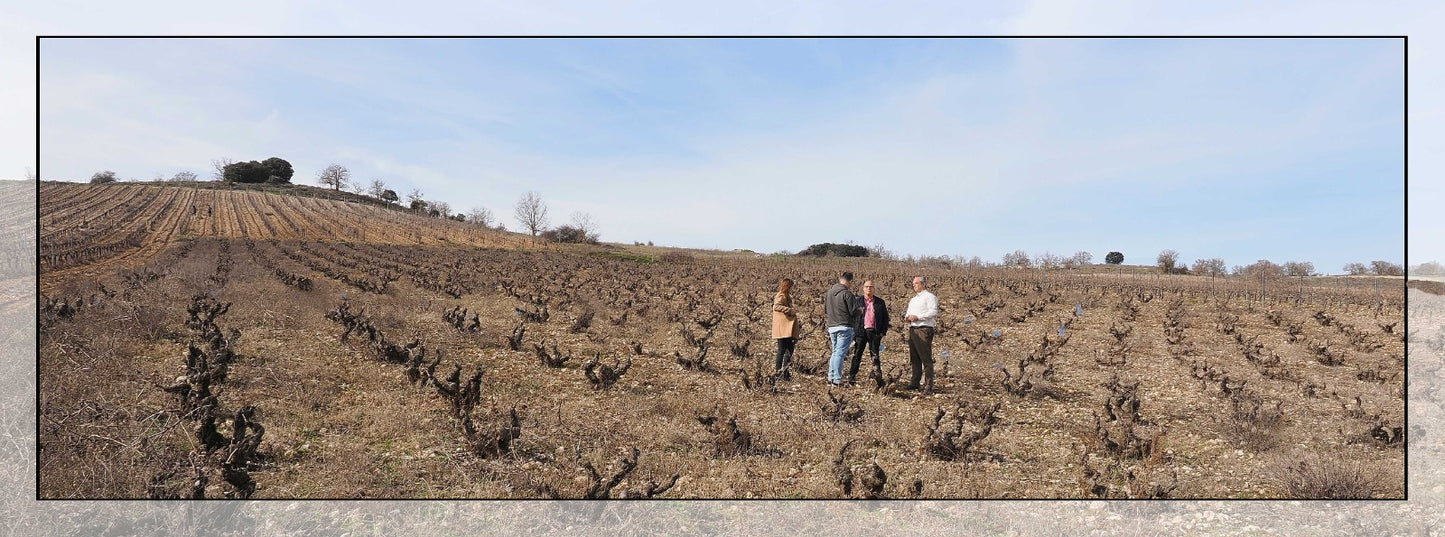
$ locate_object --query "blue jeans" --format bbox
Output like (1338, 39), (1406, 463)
(827, 326), (855, 384)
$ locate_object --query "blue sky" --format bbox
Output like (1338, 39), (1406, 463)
(23, 12), (1423, 274)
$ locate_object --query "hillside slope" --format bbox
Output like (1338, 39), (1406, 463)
(39, 182), (528, 289)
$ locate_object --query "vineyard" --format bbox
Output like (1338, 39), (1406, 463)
(0, 181), (35, 318)
(37, 182), (528, 292)
(38, 183), (1409, 499)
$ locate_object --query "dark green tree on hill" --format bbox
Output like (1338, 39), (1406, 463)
(797, 243), (870, 257)
(223, 157), (294, 184)
(1105, 251), (1124, 265)
(261, 157), (294, 183)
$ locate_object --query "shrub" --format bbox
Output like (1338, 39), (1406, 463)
(90, 171), (118, 184)
(540, 225), (598, 245)
(1219, 395), (1284, 452)
(1271, 452), (1381, 498)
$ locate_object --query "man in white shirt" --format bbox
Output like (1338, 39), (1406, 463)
(904, 275), (939, 393)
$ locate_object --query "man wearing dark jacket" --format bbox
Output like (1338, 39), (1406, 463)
(848, 280), (890, 385)
(822, 272), (857, 386)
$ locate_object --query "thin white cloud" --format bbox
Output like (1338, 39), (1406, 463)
(17, 3), (1425, 269)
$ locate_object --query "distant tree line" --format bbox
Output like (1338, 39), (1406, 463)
(1343, 261), (1404, 276)
(813, 244), (1403, 281)
(1412, 261), (1445, 275)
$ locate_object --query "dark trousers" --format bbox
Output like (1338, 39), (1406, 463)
(908, 326), (935, 390)
(848, 327), (883, 383)
(774, 337), (796, 378)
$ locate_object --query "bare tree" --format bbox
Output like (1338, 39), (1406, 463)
(25, 167), (36, 181)
(1238, 260), (1285, 279)
(1283, 261), (1315, 278)
(1001, 250), (1031, 268)
(211, 158), (234, 181)
(571, 211), (599, 241)
(407, 189), (425, 208)
(1343, 262), (1370, 276)
(171, 170), (199, 182)
(1370, 260), (1404, 276)
(1036, 252), (1063, 270)
(515, 191), (550, 240)
(1070, 251), (1093, 266)
(431, 201), (452, 218)
(368, 179), (387, 199)
(317, 164), (350, 191)
(1157, 250), (1180, 274)
(467, 207), (494, 227)
(1191, 258), (1226, 277)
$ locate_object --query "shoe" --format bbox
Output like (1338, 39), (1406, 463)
(904, 383), (920, 390)
(830, 380), (847, 387)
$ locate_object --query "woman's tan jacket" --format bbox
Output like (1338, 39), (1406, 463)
(771, 290), (799, 339)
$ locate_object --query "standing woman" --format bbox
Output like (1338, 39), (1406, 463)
(772, 278), (800, 380)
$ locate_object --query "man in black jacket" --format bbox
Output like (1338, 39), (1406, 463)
(822, 271), (857, 386)
(848, 280), (890, 386)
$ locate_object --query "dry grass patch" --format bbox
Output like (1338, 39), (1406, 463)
(1270, 451), (1386, 498)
